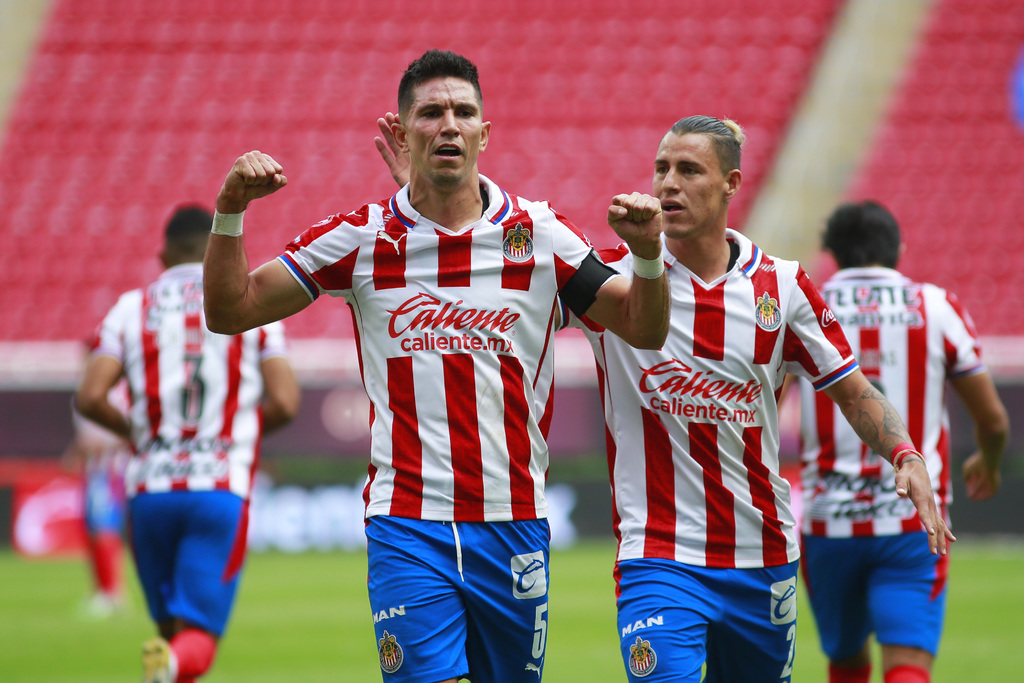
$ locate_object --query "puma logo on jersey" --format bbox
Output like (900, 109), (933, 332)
(377, 230), (406, 254)
(525, 663), (542, 677)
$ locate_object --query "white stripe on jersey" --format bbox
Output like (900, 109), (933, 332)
(798, 267), (983, 538)
(93, 263), (287, 500)
(570, 230), (857, 569)
(278, 175), (601, 523)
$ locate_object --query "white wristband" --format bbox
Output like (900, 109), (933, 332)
(632, 254), (665, 279)
(211, 210), (244, 237)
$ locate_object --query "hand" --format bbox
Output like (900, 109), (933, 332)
(217, 151), (288, 214)
(374, 112), (410, 188)
(963, 450), (1001, 501)
(607, 192), (663, 259)
(894, 458), (956, 555)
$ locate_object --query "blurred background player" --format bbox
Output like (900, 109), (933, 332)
(796, 200), (1009, 683)
(62, 380), (130, 618)
(75, 205), (300, 683)
(202, 49), (668, 683)
(379, 113), (954, 682)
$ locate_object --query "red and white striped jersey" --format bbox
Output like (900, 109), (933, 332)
(278, 175), (606, 523)
(93, 263), (288, 500)
(798, 267), (983, 538)
(567, 230), (857, 569)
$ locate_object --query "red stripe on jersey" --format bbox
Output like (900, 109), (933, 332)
(689, 422), (737, 567)
(810, 519), (827, 536)
(216, 337), (244, 490)
(373, 227), (408, 290)
(741, 426), (789, 565)
(141, 290), (162, 442)
(501, 215), (536, 291)
(852, 520), (874, 537)
(437, 232), (473, 287)
(797, 267), (853, 356)
(814, 387), (836, 473)
(783, 326), (821, 377)
(597, 340), (624, 546)
(221, 499), (249, 582)
(907, 304), (928, 451)
(692, 280), (726, 361)
(445, 354), (484, 520)
(550, 208), (593, 245)
(945, 290), (979, 339)
(501, 355), (535, 516)
(640, 407), (676, 559)
(284, 212), (353, 252)
(313, 248), (359, 292)
(934, 424), (951, 504)
(858, 326), (883, 479)
(387, 356), (423, 517)
(750, 259), (782, 364)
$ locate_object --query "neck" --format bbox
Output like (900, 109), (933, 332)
(408, 171), (484, 230)
(665, 229), (733, 283)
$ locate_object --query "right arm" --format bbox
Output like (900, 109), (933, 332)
(204, 151), (312, 334)
(951, 371), (1009, 500)
(259, 355), (301, 434)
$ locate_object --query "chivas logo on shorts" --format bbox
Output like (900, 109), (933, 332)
(628, 635), (658, 677)
(378, 630), (404, 673)
(503, 223), (534, 263)
(755, 291), (782, 331)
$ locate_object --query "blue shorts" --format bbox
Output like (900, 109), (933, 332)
(84, 469), (125, 534)
(129, 491), (248, 636)
(615, 558), (800, 682)
(801, 532), (946, 659)
(365, 516), (550, 683)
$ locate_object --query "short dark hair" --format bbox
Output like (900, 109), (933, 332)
(668, 115), (744, 174)
(398, 50), (482, 116)
(163, 204), (212, 263)
(823, 200), (901, 269)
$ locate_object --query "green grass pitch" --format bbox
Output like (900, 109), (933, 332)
(1, 541), (1021, 681)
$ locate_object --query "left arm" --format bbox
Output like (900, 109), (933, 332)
(74, 355), (131, 440)
(582, 193), (670, 349)
(259, 355), (301, 434)
(824, 369), (955, 555)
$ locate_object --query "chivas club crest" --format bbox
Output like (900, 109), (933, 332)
(503, 223), (534, 263)
(378, 630), (404, 673)
(755, 291), (782, 331)
(628, 636), (658, 677)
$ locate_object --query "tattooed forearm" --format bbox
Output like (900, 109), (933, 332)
(851, 384), (912, 461)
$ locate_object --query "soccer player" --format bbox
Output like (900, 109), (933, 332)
(75, 205), (300, 683)
(201, 50), (669, 683)
(562, 117), (956, 682)
(63, 384), (131, 619)
(796, 200), (1009, 683)
(375, 113), (954, 681)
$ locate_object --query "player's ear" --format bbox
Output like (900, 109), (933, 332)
(479, 120), (491, 152)
(393, 119), (409, 151)
(723, 169), (741, 201)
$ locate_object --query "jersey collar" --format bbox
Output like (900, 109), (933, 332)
(388, 174), (512, 231)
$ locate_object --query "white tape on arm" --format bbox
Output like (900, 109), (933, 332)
(632, 254), (665, 279)
(211, 211), (244, 237)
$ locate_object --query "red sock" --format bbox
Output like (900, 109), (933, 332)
(885, 664), (930, 683)
(829, 663), (871, 683)
(89, 532), (124, 597)
(170, 629), (218, 680)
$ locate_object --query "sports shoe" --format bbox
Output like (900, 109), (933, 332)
(141, 637), (177, 683)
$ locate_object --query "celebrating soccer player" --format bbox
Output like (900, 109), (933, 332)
(795, 200), (1009, 683)
(76, 206), (301, 683)
(202, 50), (669, 683)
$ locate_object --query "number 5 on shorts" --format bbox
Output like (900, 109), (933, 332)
(532, 602), (548, 659)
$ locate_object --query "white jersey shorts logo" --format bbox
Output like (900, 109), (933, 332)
(770, 577), (798, 625)
(510, 551), (547, 599)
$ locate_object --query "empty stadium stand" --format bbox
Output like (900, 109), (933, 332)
(847, 0), (1024, 338)
(0, 0), (840, 341)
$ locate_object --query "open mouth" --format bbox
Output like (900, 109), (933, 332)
(661, 199), (685, 214)
(435, 144), (462, 158)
